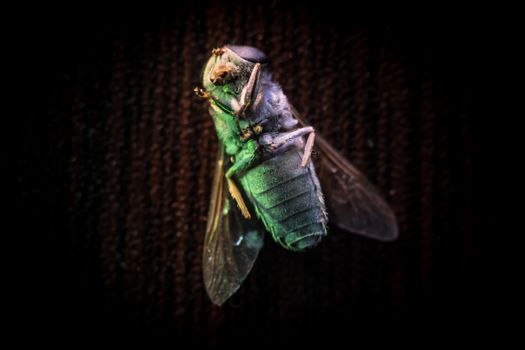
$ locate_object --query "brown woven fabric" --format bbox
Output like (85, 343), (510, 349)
(17, 2), (478, 344)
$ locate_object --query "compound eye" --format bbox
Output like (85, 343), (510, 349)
(227, 45), (268, 64)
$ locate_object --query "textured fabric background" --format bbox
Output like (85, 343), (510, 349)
(17, 2), (480, 344)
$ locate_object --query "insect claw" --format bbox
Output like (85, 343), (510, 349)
(194, 87), (210, 99)
(240, 131), (251, 142)
(212, 47), (225, 56)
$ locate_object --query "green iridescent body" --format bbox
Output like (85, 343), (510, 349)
(201, 46), (328, 251)
(208, 100), (327, 250)
(199, 45), (398, 305)
(239, 149), (327, 250)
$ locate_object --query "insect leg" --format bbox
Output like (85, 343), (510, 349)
(267, 127), (315, 167)
(271, 126), (312, 146)
(224, 150), (257, 219)
(237, 63), (261, 116)
(301, 130), (316, 168)
(226, 177), (251, 219)
(272, 127), (313, 146)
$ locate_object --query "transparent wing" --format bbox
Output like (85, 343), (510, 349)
(291, 106), (399, 241)
(203, 143), (265, 305)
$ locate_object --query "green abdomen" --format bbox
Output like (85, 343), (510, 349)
(239, 149), (328, 250)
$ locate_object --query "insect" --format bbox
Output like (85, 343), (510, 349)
(194, 45), (398, 305)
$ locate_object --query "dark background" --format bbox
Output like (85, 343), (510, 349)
(16, 1), (485, 345)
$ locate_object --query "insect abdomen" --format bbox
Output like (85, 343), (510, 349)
(239, 149), (328, 250)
